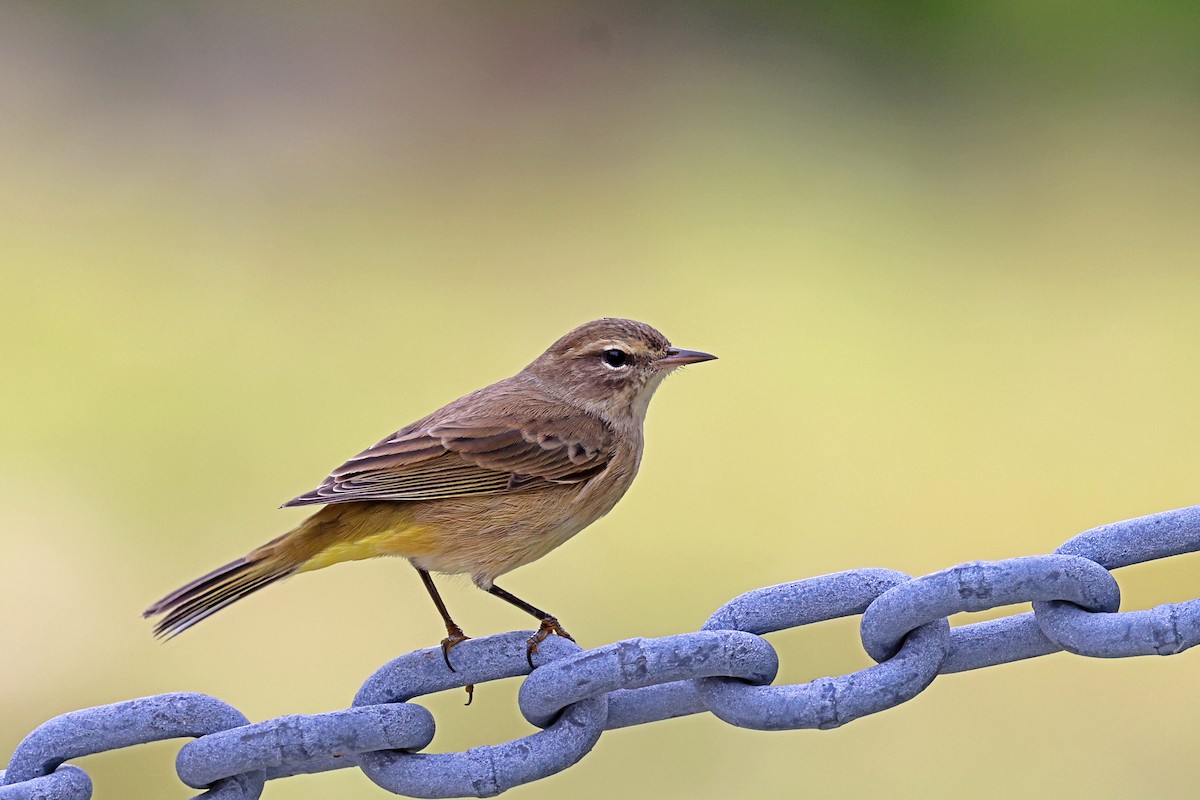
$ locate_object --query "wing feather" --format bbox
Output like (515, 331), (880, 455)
(283, 410), (613, 507)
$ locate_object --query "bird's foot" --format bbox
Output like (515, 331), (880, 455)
(440, 624), (471, 670)
(525, 616), (575, 669)
(440, 625), (474, 705)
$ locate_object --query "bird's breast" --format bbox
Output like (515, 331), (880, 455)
(399, 436), (643, 583)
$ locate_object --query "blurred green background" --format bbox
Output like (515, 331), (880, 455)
(3, 2), (1200, 798)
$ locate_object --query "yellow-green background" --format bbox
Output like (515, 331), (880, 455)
(3, 2), (1199, 798)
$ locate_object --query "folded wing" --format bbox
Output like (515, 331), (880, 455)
(283, 413), (613, 506)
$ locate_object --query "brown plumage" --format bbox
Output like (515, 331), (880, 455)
(144, 318), (715, 659)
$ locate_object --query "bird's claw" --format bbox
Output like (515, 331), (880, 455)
(439, 625), (474, 705)
(525, 616), (575, 669)
(440, 625), (471, 671)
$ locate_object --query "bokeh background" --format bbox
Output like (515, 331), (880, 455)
(3, 2), (1200, 798)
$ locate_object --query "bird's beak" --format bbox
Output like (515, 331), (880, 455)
(659, 347), (717, 367)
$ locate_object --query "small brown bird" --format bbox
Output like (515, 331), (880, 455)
(145, 318), (715, 666)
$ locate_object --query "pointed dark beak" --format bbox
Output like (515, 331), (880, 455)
(659, 347), (717, 367)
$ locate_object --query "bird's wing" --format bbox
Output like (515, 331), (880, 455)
(283, 413), (613, 506)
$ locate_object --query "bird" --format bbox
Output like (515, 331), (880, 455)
(144, 318), (716, 671)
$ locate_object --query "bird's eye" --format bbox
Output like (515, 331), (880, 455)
(601, 348), (629, 368)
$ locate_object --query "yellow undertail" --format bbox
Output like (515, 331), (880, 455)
(144, 503), (434, 637)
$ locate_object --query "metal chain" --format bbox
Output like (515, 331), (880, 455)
(4, 505), (1199, 799)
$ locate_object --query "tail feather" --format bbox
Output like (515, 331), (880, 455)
(144, 556), (294, 639)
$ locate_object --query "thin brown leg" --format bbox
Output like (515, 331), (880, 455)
(486, 583), (575, 668)
(416, 567), (473, 704)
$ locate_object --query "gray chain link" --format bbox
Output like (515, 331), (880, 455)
(4, 505), (1199, 799)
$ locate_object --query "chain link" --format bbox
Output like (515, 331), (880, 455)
(698, 568), (949, 730)
(1034, 505), (1200, 657)
(352, 632), (605, 798)
(4, 506), (1199, 798)
(518, 629), (777, 729)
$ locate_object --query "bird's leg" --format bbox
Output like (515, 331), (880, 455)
(486, 583), (575, 668)
(416, 567), (474, 704)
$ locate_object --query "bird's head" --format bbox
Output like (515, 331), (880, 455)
(527, 318), (716, 424)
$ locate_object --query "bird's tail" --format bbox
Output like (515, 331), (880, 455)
(144, 504), (415, 638)
(143, 538), (295, 639)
